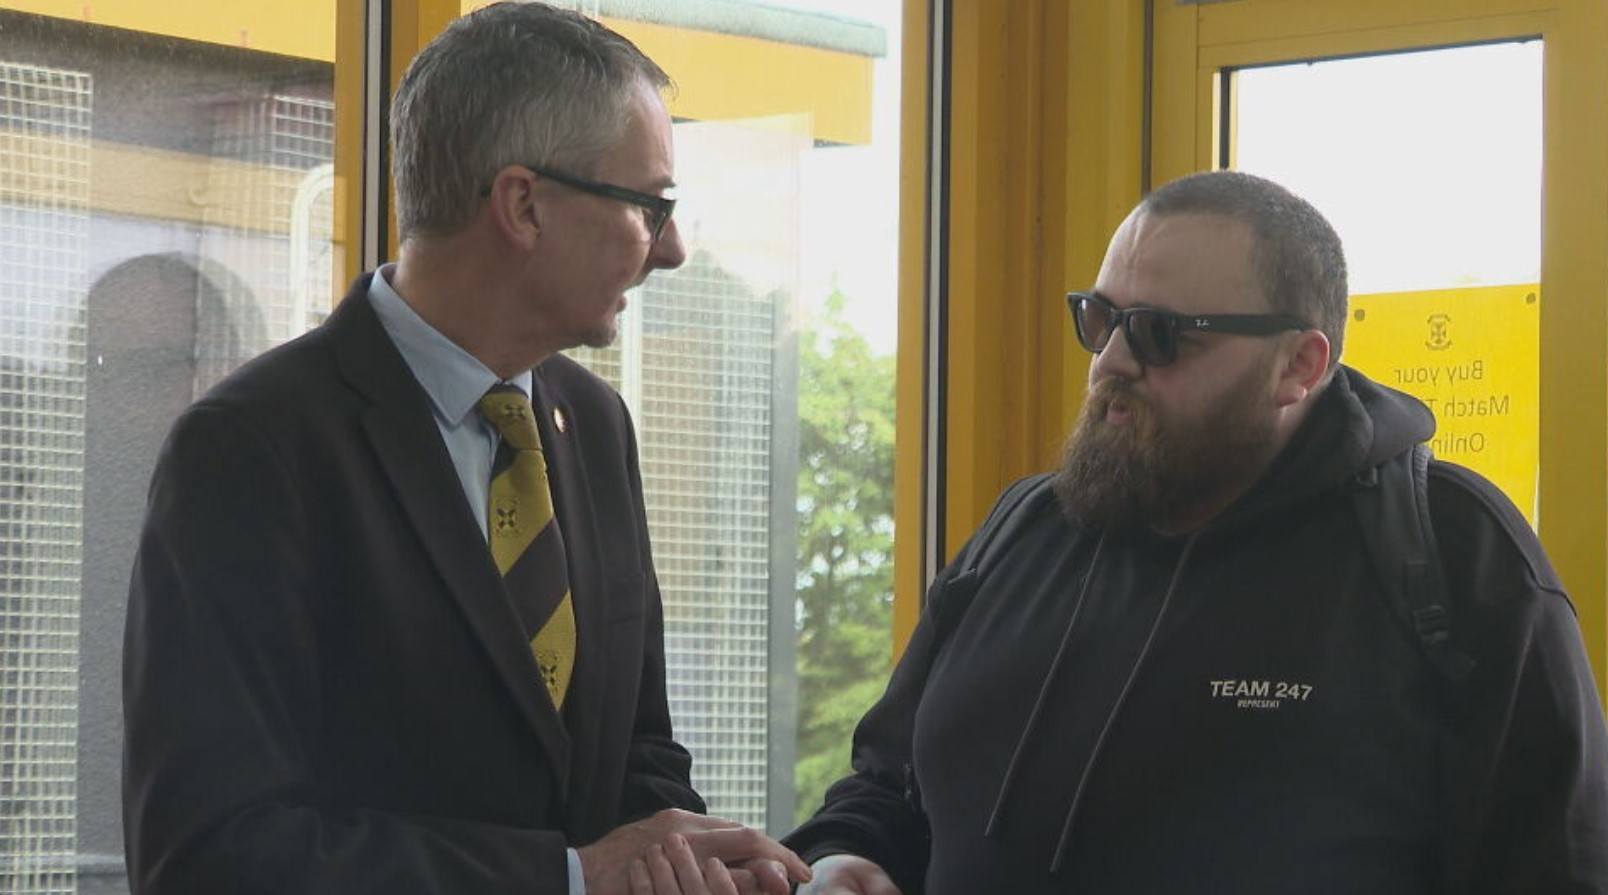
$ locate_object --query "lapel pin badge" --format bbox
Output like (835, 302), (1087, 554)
(553, 407), (568, 434)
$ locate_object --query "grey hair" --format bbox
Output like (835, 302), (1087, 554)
(391, 1), (671, 242)
(1141, 170), (1349, 365)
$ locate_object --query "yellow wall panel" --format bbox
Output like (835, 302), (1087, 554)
(333, 0), (361, 296)
(1150, 3), (1202, 190)
(941, 0), (1147, 568)
(1062, 2), (1147, 421)
(0, 132), (314, 233)
(2, 0), (336, 60)
(454, 1), (876, 146)
(4, 1), (875, 146)
(944, 0), (1061, 557)
(1346, 285), (1541, 525)
(598, 17), (874, 146)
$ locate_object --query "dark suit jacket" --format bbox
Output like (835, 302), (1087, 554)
(122, 274), (703, 894)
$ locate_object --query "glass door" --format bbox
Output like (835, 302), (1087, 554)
(1234, 41), (1543, 521)
(0, 3), (356, 890)
(1150, 0), (1608, 699)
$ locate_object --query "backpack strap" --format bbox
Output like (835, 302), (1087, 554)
(962, 473), (1056, 577)
(1353, 443), (1475, 683)
(902, 474), (1056, 821)
(925, 474), (1055, 660)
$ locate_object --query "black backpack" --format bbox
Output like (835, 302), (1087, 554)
(1351, 442), (1475, 683)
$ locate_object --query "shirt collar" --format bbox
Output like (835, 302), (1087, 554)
(367, 264), (533, 426)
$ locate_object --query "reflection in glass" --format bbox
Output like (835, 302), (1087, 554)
(1, 9), (335, 891)
(563, 0), (900, 833)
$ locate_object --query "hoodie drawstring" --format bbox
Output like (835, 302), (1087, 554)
(1047, 532), (1199, 874)
(984, 533), (1108, 838)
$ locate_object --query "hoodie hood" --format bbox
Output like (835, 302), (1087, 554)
(1212, 364), (1435, 530)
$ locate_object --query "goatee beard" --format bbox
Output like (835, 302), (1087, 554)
(1052, 369), (1278, 532)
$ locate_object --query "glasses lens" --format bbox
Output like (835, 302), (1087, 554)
(1127, 310), (1176, 366)
(647, 200), (674, 243)
(1074, 296), (1113, 352)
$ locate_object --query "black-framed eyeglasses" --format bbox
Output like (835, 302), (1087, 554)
(1068, 290), (1309, 367)
(486, 165), (677, 242)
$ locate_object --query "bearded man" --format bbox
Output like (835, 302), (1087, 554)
(782, 171), (1608, 895)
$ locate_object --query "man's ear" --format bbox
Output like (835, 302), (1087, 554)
(1273, 329), (1331, 407)
(484, 165), (543, 248)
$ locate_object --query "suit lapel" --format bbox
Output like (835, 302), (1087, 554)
(530, 367), (607, 767)
(329, 283), (572, 796)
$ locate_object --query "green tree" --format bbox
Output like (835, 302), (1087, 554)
(794, 289), (897, 824)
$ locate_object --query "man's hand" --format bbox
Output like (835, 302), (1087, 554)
(580, 809), (810, 895)
(796, 854), (901, 895)
(626, 834), (745, 895)
(624, 837), (805, 895)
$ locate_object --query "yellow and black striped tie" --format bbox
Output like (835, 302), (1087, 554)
(479, 384), (576, 710)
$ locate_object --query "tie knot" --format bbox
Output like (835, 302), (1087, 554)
(478, 385), (541, 451)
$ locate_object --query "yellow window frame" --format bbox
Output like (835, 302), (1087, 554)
(906, 0), (1153, 656)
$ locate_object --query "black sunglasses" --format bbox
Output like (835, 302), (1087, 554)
(1068, 291), (1309, 367)
(485, 165), (677, 242)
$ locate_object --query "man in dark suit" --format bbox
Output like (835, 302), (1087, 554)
(122, 4), (808, 894)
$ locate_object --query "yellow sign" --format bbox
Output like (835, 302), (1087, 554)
(1344, 284), (1540, 525)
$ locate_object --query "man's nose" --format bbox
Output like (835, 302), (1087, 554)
(649, 216), (687, 271)
(1089, 325), (1143, 381)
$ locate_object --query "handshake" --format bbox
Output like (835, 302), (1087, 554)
(577, 808), (805, 895)
(579, 809), (901, 895)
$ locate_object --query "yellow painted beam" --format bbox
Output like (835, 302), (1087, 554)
(942, 0), (1150, 554)
(1150, 2), (1202, 188)
(456, 1), (875, 147)
(4, 1), (877, 147)
(1, 0), (337, 61)
(943, 0), (1088, 563)
(1198, 14), (1551, 70)
(934, 0), (1146, 605)
(944, 0), (1016, 557)
(333, 0), (361, 297)
(1, 131), (317, 235)
(391, 0), (458, 93)
(892, 0), (930, 658)
(1062, 1), (1147, 424)
(386, 0), (460, 258)
(601, 17), (874, 147)
(1196, 0), (1554, 48)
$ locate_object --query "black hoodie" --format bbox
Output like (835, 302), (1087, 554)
(785, 366), (1608, 894)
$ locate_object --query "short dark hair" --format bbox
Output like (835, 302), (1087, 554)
(391, 2), (671, 242)
(1141, 171), (1348, 365)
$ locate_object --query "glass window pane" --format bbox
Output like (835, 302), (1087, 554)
(1, 6), (341, 891)
(548, 1), (903, 833)
(1234, 42), (1542, 521)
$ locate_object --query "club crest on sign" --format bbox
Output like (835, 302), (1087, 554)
(1425, 313), (1452, 351)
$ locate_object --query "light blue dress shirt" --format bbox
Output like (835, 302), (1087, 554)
(367, 266), (588, 895)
